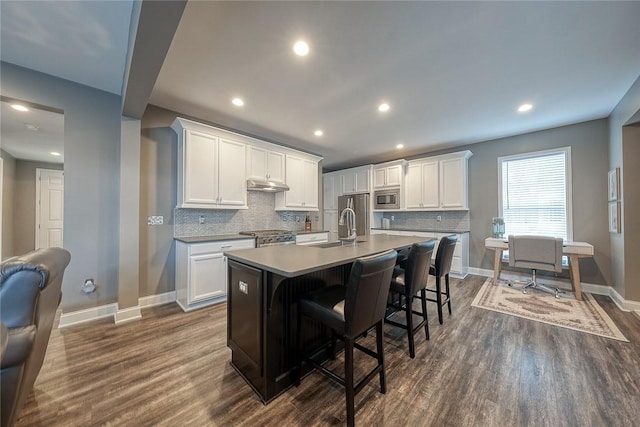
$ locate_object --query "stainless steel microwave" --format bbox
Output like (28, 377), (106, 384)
(374, 189), (400, 209)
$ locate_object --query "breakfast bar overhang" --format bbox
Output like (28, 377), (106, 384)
(225, 234), (431, 403)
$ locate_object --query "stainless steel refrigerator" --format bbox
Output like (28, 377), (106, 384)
(338, 194), (370, 238)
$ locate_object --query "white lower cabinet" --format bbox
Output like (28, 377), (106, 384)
(175, 238), (255, 311)
(295, 232), (330, 245)
(370, 229), (469, 278)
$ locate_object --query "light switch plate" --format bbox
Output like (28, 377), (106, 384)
(147, 216), (163, 225)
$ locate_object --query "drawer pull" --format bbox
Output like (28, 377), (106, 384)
(221, 245), (233, 249)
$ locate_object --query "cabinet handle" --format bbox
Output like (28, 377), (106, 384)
(221, 245), (233, 249)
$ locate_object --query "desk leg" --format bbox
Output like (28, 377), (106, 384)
(493, 250), (502, 284)
(569, 255), (583, 301)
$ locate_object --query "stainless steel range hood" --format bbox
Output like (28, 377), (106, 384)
(247, 178), (290, 192)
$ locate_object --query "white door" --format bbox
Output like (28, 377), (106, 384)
(185, 130), (218, 205)
(421, 160), (440, 208)
(36, 168), (64, 249)
(303, 159), (318, 208)
(285, 155), (305, 207)
(440, 157), (465, 208)
(266, 150), (285, 183)
(189, 252), (226, 303)
(373, 168), (386, 188)
(405, 163), (423, 208)
(218, 138), (247, 206)
(355, 169), (370, 193)
(323, 175), (335, 210)
(386, 165), (403, 187)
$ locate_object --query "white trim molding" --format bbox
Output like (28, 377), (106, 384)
(59, 303), (118, 328)
(139, 291), (176, 308)
(58, 291), (177, 328)
(114, 305), (142, 324)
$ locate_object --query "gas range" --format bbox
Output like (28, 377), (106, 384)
(239, 229), (296, 247)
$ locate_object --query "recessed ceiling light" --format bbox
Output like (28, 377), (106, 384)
(11, 104), (29, 112)
(396, 143), (404, 149)
(378, 103), (390, 113)
(232, 97), (244, 107)
(517, 103), (533, 113)
(314, 129), (324, 137)
(293, 40), (310, 56)
(50, 151), (61, 156)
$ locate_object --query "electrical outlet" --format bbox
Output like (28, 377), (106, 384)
(199, 215), (205, 225)
(391, 215), (395, 221)
(296, 216), (300, 222)
(437, 215), (442, 222)
(239, 281), (248, 294)
(147, 216), (163, 225)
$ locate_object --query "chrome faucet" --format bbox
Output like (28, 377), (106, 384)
(339, 197), (357, 245)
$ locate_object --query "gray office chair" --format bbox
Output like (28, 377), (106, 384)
(508, 235), (564, 298)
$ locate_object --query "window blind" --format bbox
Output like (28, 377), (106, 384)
(500, 149), (569, 240)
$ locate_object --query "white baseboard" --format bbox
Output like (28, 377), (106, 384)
(59, 303), (118, 328)
(608, 287), (640, 312)
(59, 291), (177, 328)
(114, 306), (142, 324)
(470, 268), (640, 311)
(467, 267), (494, 277)
(139, 291), (176, 308)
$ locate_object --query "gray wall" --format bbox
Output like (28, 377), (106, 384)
(622, 125), (640, 301)
(13, 160), (63, 256)
(1, 61), (122, 312)
(1, 150), (16, 259)
(415, 119), (610, 285)
(140, 105), (177, 298)
(609, 73), (640, 300)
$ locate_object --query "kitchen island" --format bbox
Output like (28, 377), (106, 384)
(225, 233), (432, 403)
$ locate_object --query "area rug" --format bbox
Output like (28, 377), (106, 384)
(471, 279), (628, 342)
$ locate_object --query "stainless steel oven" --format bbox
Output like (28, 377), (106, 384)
(374, 189), (400, 209)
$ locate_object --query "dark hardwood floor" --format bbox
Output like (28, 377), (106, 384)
(16, 275), (640, 426)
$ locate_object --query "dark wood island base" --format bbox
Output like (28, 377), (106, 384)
(225, 234), (432, 403)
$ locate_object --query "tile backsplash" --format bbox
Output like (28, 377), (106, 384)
(174, 192), (315, 237)
(382, 210), (469, 232)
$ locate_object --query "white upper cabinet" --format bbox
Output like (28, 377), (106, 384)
(217, 138), (248, 206)
(373, 160), (404, 189)
(172, 118), (247, 209)
(247, 146), (285, 183)
(275, 154), (320, 211)
(406, 159), (439, 209)
(323, 173), (342, 210)
(405, 151), (472, 210)
(439, 156), (466, 209)
(341, 165), (371, 194)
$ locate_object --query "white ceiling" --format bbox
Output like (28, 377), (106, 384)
(0, 101), (64, 163)
(2, 1), (640, 170)
(0, 0), (133, 95)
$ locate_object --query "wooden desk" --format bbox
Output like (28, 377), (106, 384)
(484, 237), (594, 300)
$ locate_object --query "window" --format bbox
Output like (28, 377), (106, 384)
(498, 147), (572, 241)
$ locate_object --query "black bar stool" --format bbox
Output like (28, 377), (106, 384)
(385, 240), (436, 358)
(427, 235), (458, 324)
(296, 250), (397, 427)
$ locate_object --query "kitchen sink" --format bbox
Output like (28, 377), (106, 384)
(313, 240), (367, 248)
